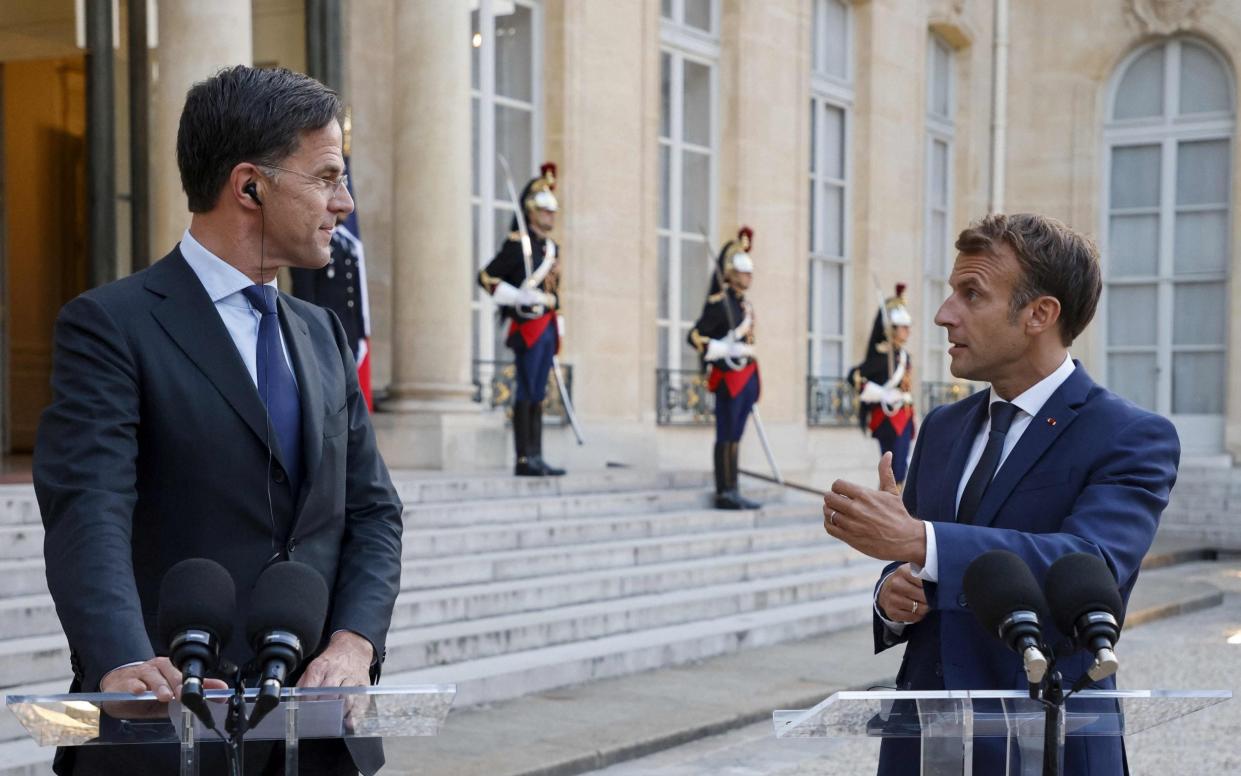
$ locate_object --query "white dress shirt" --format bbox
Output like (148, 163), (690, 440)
(179, 228), (296, 386)
(877, 353), (1077, 633)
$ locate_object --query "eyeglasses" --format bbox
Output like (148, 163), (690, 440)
(260, 164), (349, 197)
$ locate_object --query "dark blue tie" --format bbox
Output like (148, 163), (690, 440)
(956, 401), (1020, 524)
(242, 285), (302, 492)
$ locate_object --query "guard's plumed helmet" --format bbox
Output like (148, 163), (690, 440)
(722, 226), (754, 275)
(886, 283), (912, 328)
(524, 162), (558, 213)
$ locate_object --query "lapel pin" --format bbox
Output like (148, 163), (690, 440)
(1047, 417), (1057, 427)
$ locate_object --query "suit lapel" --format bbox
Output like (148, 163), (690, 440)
(147, 250), (274, 455)
(279, 297), (324, 519)
(971, 365), (1094, 528)
(938, 393), (990, 523)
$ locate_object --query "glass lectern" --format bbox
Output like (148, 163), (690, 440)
(773, 689), (1229, 776)
(7, 684), (455, 776)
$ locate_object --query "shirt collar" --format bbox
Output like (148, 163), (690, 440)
(180, 228), (278, 305)
(988, 353), (1076, 419)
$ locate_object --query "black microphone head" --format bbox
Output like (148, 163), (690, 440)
(157, 558), (237, 647)
(963, 550), (1051, 637)
(1045, 552), (1125, 635)
(246, 561), (329, 654)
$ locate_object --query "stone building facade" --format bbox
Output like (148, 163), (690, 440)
(0, 0), (1237, 480)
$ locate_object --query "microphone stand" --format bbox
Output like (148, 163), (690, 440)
(1037, 669), (1064, 776)
(223, 667), (246, 776)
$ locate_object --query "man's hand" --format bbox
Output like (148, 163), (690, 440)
(823, 452), (927, 564)
(297, 631), (374, 689)
(99, 657), (227, 701)
(877, 563), (930, 624)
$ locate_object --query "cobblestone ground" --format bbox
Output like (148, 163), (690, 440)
(585, 560), (1241, 776)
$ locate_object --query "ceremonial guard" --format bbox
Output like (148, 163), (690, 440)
(478, 162), (566, 477)
(848, 284), (915, 484)
(290, 223), (366, 360)
(689, 227), (762, 510)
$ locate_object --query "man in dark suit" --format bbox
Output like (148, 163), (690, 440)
(822, 213), (1179, 775)
(34, 65), (403, 775)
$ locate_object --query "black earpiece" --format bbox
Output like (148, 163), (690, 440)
(244, 182), (262, 206)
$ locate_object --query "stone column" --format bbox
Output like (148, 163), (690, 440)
(372, 0), (501, 469)
(150, 0), (252, 254)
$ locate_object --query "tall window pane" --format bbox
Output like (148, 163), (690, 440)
(808, 1), (852, 387)
(658, 6), (718, 371)
(471, 1), (542, 363)
(923, 33), (955, 384)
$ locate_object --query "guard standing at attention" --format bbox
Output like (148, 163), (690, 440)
(849, 284), (916, 484)
(689, 227), (762, 510)
(478, 163), (566, 477)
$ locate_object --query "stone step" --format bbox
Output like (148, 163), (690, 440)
(0, 469), (723, 528)
(382, 563), (883, 673)
(0, 738), (52, 776)
(402, 501), (814, 559)
(0, 488), (40, 528)
(0, 561), (47, 600)
(0, 633), (69, 691)
(404, 522), (826, 590)
(402, 485), (788, 529)
(390, 468), (712, 504)
(395, 543), (861, 629)
(0, 543), (862, 640)
(385, 593), (875, 708)
(0, 492), (802, 565)
(0, 596), (61, 643)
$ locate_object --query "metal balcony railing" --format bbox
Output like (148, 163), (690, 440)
(472, 359), (574, 423)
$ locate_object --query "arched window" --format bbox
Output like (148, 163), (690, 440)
(1103, 37), (1233, 452)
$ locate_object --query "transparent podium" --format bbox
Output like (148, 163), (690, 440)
(773, 689), (1230, 776)
(6, 684), (455, 776)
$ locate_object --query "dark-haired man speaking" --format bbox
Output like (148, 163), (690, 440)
(822, 213), (1179, 775)
(34, 66), (402, 775)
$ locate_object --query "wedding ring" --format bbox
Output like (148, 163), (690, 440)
(911, 600), (919, 614)
(829, 510), (838, 526)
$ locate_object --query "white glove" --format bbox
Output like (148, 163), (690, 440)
(858, 381), (886, 403)
(728, 342), (754, 360)
(705, 338), (731, 362)
(881, 387), (909, 407)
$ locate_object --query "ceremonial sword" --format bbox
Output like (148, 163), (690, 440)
(497, 154), (585, 445)
(696, 228), (783, 485)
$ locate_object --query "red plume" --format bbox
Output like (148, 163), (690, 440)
(895, 283), (907, 297)
(540, 162), (557, 188)
(738, 226), (754, 249)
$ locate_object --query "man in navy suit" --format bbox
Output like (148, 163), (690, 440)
(822, 213), (1179, 775)
(34, 66), (403, 775)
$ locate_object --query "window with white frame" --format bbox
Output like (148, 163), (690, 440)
(658, 0), (719, 371)
(1103, 37), (1233, 452)
(808, 0), (852, 380)
(922, 33), (955, 384)
(471, 0), (543, 363)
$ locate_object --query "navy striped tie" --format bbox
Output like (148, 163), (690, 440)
(242, 285), (302, 492)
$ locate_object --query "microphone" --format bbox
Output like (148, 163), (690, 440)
(157, 558), (237, 729)
(245, 561), (329, 728)
(963, 550), (1052, 685)
(1045, 552), (1124, 682)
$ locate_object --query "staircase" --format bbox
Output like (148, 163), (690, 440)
(0, 468), (878, 773)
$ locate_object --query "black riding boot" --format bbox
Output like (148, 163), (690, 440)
(728, 442), (762, 510)
(530, 403), (565, 476)
(513, 401), (541, 476)
(714, 441), (743, 510)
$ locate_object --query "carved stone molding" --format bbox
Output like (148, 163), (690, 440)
(1126, 0), (1213, 35)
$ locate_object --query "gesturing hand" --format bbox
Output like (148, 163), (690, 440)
(822, 452), (926, 564)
